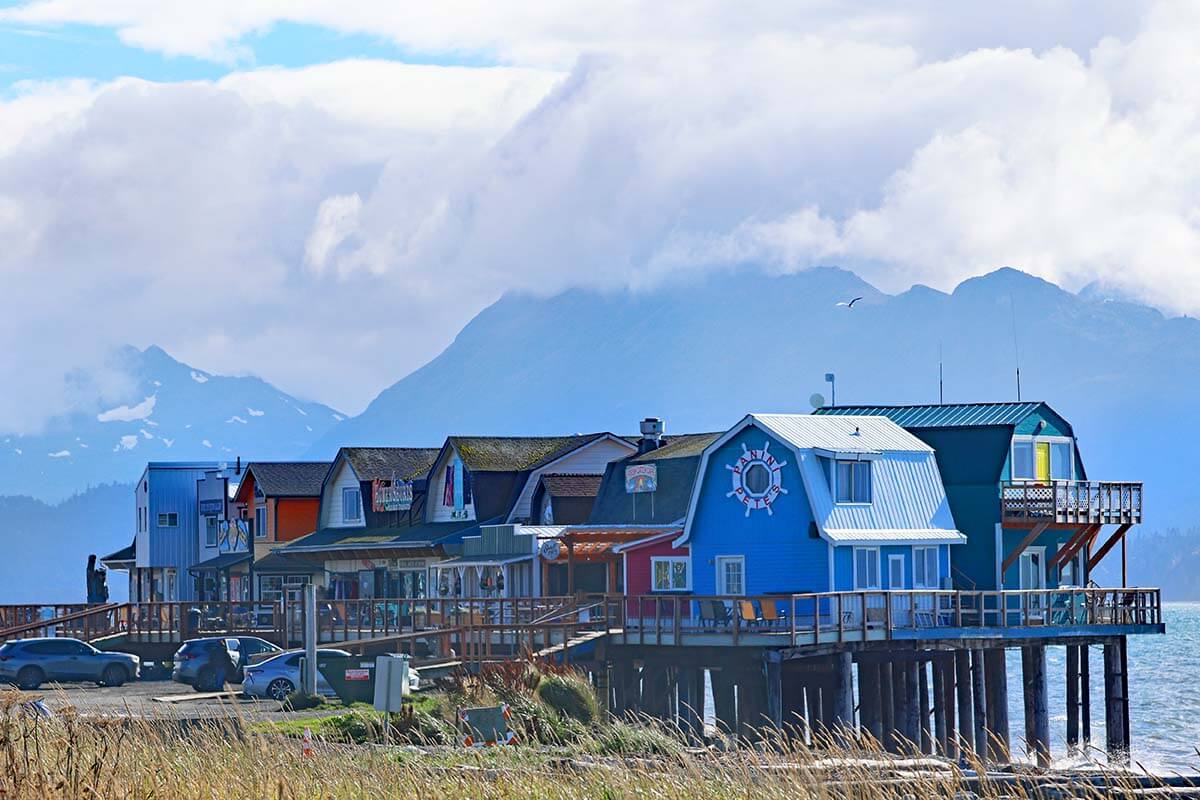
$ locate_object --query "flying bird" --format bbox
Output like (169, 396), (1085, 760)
(836, 296), (864, 308)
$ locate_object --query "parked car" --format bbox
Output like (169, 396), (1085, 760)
(172, 637), (242, 691)
(230, 637), (283, 673)
(241, 649), (350, 701)
(0, 638), (140, 690)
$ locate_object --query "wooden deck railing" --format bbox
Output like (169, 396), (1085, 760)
(604, 587), (1162, 646)
(1001, 480), (1143, 526)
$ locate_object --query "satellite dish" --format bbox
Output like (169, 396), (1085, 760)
(809, 393), (826, 410)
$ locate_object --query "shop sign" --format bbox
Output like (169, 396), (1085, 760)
(624, 464), (658, 494)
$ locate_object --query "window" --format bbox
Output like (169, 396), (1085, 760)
(888, 555), (904, 589)
(743, 463), (770, 495)
(1050, 442), (1072, 480)
(914, 546), (939, 589)
(651, 557), (689, 592)
(138, 507), (147, 532)
(836, 461), (872, 503)
(157, 512), (178, 527)
(342, 487), (361, 522)
(715, 556), (744, 595)
(205, 517), (218, 547)
(854, 547), (880, 589)
(254, 506), (267, 538)
(1012, 440), (1035, 480)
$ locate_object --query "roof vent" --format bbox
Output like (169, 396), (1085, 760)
(638, 418), (665, 455)
(852, 426), (861, 436)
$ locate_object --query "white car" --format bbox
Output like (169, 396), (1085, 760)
(242, 650), (421, 702)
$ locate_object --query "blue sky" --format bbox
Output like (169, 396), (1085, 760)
(0, 14), (490, 90)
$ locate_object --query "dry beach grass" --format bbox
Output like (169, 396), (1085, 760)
(0, 682), (1188, 799)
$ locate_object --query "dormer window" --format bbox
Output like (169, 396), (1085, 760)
(342, 487), (362, 522)
(1012, 437), (1074, 482)
(836, 460), (871, 504)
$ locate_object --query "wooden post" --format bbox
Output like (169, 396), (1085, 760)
(1021, 645), (1051, 768)
(765, 653), (784, 732)
(1080, 643), (1092, 746)
(932, 655), (948, 756)
(955, 650), (974, 758)
(1066, 644), (1080, 752)
(971, 649), (988, 762)
(833, 651), (854, 739)
(879, 661), (896, 752)
(903, 659), (921, 750)
(781, 664), (808, 738)
(1104, 638), (1130, 764)
(984, 648), (1010, 761)
(676, 666), (706, 743)
(918, 658), (932, 754)
(859, 660), (884, 747)
(940, 653), (958, 760)
(891, 662), (908, 752)
(736, 668), (770, 740)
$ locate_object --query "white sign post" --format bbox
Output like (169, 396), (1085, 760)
(302, 583), (317, 696)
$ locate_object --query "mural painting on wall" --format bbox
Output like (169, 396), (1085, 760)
(726, 441), (788, 517)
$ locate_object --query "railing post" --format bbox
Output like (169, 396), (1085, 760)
(791, 595), (797, 647)
(837, 594), (844, 642)
(861, 592), (868, 639)
(910, 592), (917, 630)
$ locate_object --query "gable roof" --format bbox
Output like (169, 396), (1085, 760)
(815, 402), (1047, 429)
(588, 452), (706, 526)
(242, 462), (330, 498)
(446, 434), (611, 472)
(628, 433), (722, 461)
(540, 473), (604, 498)
(676, 413), (961, 547)
(750, 413), (932, 454)
(339, 447), (440, 482)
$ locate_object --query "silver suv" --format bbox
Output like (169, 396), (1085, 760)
(0, 638), (141, 690)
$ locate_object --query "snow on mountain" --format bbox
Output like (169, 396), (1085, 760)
(0, 345), (343, 501)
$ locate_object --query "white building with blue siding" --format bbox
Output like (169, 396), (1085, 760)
(674, 414), (964, 601)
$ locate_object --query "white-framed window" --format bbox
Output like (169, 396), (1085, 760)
(715, 556), (745, 596)
(254, 506), (267, 538)
(913, 546), (939, 589)
(342, 487), (361, 522)
(887, 554), (905, 589)
(138, 507), (146, 532)
(1011, 436), (1074, 482)
(157, 512), (178, 527)
(651, 557), (690, 592)
(836, 460), (872, 503)
(853, 547), (880, 590)
(204, 516), (218, 547)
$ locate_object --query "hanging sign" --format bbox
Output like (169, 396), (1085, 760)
(199, 498), (224, 515)
(539, 539), (562, 561)
(373, 478), (413, 512)
(625, 464), (658, 494)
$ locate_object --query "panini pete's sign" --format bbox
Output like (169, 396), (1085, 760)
(372, 479), (413, 512)
(624, 464), (658, 494)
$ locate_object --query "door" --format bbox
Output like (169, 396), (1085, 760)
(715, 556), (745, 596)
(1035, 442), (1051, 482)
(1019, 548), (1046, 618)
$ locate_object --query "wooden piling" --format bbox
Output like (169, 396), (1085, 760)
(971, 649), (988, 761)
(932, 657), (948, 756)
(859, 661), (884, 746)
(764, 654), (784, 731)
(832, 651), (855, 738)
(676, 666), (706, 743)
(1021, 646), (1051, 768)
(1080, 643), (1092, 746)
(879, 661), (896, 752)
(781, 664), (808, 737)
(984, 648), (1010, 761)
(918, 658), (932, 754)
(1066, 644), (1080, 751)
(940, 653), (958, 760)
(955, 650), (974, 758)
(903, 659), (921, 750)
(1104, 637), (1130, 764)
(711, 668), (737, 737)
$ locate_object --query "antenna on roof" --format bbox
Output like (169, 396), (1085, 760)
(938, 341), (944, 405)
(1009, 294), (1022, 401)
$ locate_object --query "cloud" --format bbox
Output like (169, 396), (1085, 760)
(2, 3), (1200, 434)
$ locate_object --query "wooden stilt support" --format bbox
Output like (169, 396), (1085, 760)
(940, 653), (958, 761)
(955, 650), (974, 758)
(677, 666), (706, 743)
(735, 668), (769, 741)
(859, 661), (884, 747)
(781, 664), (808, 738)
(892, 661), (909, 751)
(1080, 644), (1092, 746)
(832, 651), (855, 740)
(903, 659), (921, 751)
(984, 648), (1010, 761)
(1022, 645), (1051, 768)
(1066, 644), (1080, 752)
(1104, 637), (1130, 764)
(918, 658), (932, 754)
(932, 657), (948, 756)
(711, 669), (737, 737)
(879, 662), (896, 753)
(971, 649), (988, 762)
(764, 653), (783, 732)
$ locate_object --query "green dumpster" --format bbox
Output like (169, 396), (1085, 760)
(313, 655), (379, 704)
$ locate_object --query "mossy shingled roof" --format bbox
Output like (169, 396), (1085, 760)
(448, 434), (609, 472)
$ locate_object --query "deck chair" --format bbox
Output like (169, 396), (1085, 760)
(698, 600), (715, 627)
(738, 600), (761, 628)
(760, 600), (787, 628)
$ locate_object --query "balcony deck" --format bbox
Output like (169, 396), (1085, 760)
(1001, 480), (1142, 527)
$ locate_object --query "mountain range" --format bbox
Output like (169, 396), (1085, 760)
(5, 266), (1199, 601)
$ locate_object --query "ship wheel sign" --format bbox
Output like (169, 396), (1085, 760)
(726, 441), (788, 516)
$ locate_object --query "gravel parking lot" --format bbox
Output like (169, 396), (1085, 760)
(8, 679), (336, 724)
